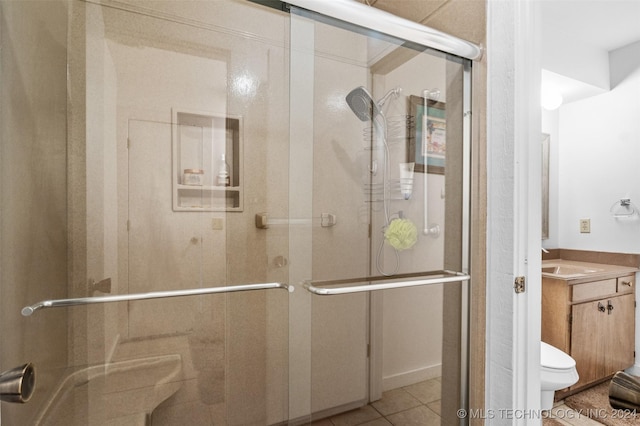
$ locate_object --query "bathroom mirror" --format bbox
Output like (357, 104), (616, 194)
(542, 133), (550, 240)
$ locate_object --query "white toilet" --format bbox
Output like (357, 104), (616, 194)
(540, 341), (579, 410)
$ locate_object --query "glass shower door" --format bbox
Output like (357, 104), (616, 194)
(288, 6), (472, 425)
(2, 0), (473, 424)
(1, 1), (293, 424)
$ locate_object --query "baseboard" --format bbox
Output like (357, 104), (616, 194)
(382, 364), (442, 391)
(625, 364), (640, 376)
(283, 398), (367, 426)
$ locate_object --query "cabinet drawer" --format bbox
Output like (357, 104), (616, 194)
(617, 275), (635, 295)
(572, 279), (617, 303)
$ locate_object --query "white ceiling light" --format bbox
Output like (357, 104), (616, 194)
(541, 68), (607, 106)
(541, 90), (563, 110)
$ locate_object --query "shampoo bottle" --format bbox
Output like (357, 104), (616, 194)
(217, 154), (231, 187)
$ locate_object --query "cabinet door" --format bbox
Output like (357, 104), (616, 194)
(604, 294), (635, 375)
(571, 299), (608, 389)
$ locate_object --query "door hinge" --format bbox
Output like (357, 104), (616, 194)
(514, 276), (525, 294)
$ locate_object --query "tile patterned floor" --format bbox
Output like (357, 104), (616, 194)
(312, 378), (442, 425)
(312, 378), (608, 426)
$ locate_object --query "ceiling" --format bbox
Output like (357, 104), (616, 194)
(540, 0), (640, 106)
(364, 0), (640, 52)
(540, 0), (640, 52)
(361, 0), (445, 24)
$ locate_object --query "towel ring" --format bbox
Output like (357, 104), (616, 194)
(610, 198), (638, 218)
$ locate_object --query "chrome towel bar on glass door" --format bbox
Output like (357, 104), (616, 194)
(22, 282), (293, 316)
(304, 270), (469, 295)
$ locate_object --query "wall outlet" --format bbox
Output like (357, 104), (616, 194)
(579, 219), (591, 233)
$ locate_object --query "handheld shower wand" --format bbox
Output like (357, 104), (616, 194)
(346, 85), (403, 275)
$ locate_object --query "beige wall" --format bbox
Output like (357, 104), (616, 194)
(91, 1), (292, 424)
(372, 52), (448, 389)
(0, 1), (69, 424)
(309, 23), (371, 414)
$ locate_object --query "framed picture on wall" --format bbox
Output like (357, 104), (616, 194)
(408, 95), (446, 175)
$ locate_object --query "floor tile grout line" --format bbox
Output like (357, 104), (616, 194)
(323, 378), (443, 425)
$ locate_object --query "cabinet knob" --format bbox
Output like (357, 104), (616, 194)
(621, 280), (633, 288)
(598, 302), (606, 313)
(607, 300), (614, 315)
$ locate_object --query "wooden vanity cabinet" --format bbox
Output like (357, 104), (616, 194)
(542, 274), (636, 395)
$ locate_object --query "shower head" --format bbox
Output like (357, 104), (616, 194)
(346, 86), (403, 122)
(346, 86), (380, 122)
(377, 87), (402, 108)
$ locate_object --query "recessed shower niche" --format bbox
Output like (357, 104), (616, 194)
(172, 109), (243, 211)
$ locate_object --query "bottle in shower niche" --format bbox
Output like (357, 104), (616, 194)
(217, 153), (231, 187)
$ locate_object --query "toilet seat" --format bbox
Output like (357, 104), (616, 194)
(540, 342), (579, 411)
(541, 341), (575, 370)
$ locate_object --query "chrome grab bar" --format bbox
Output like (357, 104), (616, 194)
(22, 282), (293, 316)
(304, 270), (469, 295)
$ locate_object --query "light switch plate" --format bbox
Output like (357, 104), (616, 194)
(580, 219), (591, 233)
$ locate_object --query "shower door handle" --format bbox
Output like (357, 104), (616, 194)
(304, 270), (469, 295)
(22, 282), (293, 316)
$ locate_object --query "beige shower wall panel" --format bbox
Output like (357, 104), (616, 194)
(126, 119), (228, 336)
(313, 15), (371, 66)
(109, 16), (278, 333)
(0, 1), (69, 424)
(105, 37), (228, 338)
(108, 0), (288, 45)
(225, 35), (291, 426)
(99, 13), (234, 418)
(82, 2), (121, 366)
(309, 35), (371, 413)
(371, 0), (487, 422)
(370, 51), (447, 387)
(309, 24), (371, 280)
(256, 42), (291, 425)
(371, 50), (447, 274)
(87, 3), (291, 423)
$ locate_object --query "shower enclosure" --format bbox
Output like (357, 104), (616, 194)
(0, 0), (478, 424)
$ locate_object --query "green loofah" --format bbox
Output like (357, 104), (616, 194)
(384, 218), (418, 251)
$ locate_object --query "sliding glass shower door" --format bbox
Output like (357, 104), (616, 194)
(1, 0), (473, 425)
(288, 5), (472, 425)
(2, 1), (292, 424)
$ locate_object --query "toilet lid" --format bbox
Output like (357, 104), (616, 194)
(541, 342), (576, 369)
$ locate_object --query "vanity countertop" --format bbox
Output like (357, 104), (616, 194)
(542, 259), (639, 285)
